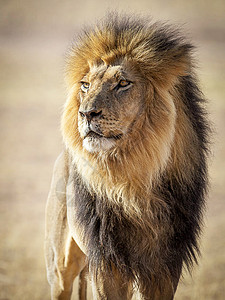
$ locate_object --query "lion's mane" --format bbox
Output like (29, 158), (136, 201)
(61, 14), (209, 295)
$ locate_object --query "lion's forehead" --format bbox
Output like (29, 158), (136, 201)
(85, 64), (126, 86)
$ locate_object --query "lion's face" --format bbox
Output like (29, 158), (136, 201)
(62, 54), (177, 179)
(77, 63), (145, 153)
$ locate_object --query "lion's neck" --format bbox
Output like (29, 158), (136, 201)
(71, 145), (163, 215)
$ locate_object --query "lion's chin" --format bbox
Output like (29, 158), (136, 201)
(83, 136), (116, 153)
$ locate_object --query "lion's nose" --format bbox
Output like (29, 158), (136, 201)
(79, 108), (102, 122)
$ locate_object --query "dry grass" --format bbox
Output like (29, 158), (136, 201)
(0, 1), (225, 299)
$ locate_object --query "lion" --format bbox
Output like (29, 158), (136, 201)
(45, 13), (210, 300)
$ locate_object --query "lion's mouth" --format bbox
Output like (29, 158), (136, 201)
(85, 131), (103, 138)
(84, 130), (122, 140)
(82, 130), (123, 152)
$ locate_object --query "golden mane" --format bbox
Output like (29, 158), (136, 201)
(61, 15), (201, 218)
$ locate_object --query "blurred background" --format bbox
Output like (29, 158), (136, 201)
(0, 0), (224, 299)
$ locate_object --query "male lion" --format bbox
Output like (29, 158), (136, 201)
(45, 14), (210, 300)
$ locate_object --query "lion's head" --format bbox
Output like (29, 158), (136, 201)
(78, 63), (148, 153)
(61, 15), (204, 213)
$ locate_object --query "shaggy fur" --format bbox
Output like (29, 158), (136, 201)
(59, 13), (209, 299)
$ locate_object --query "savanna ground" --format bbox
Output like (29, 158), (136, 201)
(0, 1), (225, 299)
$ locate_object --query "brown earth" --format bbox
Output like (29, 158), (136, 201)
(0, 1), (225, 299)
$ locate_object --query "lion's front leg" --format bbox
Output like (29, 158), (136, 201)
(45, 153), (87, 300)
(90, 266), (133, 300)
(46, 234), (87, 300)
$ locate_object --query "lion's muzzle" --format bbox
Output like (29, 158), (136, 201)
(79, 108), (102, 123)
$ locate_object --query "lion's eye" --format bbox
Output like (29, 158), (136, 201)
(81, 82), (90, 92)
(118, 80), (130, 88)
